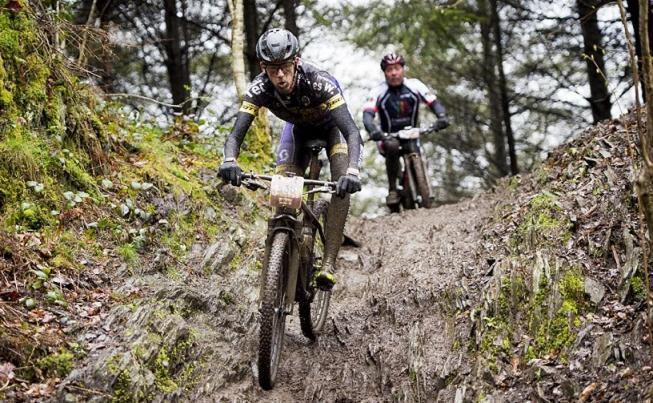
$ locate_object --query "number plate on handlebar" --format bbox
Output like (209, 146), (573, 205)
(270, 175), (304, 210)
(396, 127), (421, 140)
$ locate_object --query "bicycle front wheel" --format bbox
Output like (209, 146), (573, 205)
(258, 231), (289, 390)
(410, 154), (432, 209)
(299, 200), (331, 340)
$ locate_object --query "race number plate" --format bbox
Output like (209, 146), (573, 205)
(270, 175), (304, 210)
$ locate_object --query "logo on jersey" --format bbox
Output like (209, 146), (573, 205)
(239, 101), (259, 116)
(278, 149), (290, 163)
(246, 81), (265, 98)
(323, 94), (345, 111)
(399, 100), (411, 116)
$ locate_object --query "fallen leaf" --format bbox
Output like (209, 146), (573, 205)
(578, 382), (597, 402)
(0, 362), (16, 383)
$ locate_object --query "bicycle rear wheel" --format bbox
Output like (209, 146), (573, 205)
(258, 231), (289, 390)
(299, 200), (331, 340)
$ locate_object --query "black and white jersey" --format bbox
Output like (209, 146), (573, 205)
(239, 61), (345, 129)
(363, 78), (438, 133)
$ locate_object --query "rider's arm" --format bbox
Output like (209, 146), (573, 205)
(429, 99), (447, 120)
(408, 78), (448, 121)
(223, 79), (265, 159)
(223, 109), (256, 160)
(331, 103), (363, 171)
(362, 110), (381, 134)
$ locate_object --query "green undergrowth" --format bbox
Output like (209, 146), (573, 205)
(510, 192), (572, 253)
(0, 2), (272, 395)
(477, 266), (589, 371)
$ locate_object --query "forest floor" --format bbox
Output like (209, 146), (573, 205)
(2, 114), (653, 402)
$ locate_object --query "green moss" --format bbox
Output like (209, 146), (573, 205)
(477, 276), (529, 369)
(118, 243), (138, 265)
(527, 270), (586, 360)
(154, 348), (178, 393)
(37, 348), (74, 377)
(150, 333), (197, 395)
(511, 192), (572, 252)
(630, 274), (647, 301)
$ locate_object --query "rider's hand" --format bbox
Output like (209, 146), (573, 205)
(369, 130), (384, 142)
(219, 159), (242, 186)
(434, 117), (450, 131)
(336, 172), (361, 198)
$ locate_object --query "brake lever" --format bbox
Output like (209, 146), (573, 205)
(242, 179), (268, 191)
(306, 185), (335, 195)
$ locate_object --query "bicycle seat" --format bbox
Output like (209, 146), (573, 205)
(304, 139), (327, 152)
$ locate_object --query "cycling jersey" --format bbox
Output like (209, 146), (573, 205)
(362, 78), (445, 133)
(223, 61), (362, 170)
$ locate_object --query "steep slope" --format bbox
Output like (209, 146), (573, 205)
(0, 3), (271, 400)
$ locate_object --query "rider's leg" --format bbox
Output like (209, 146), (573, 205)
(275, 122), (306, 175)
(383, 138), (401, 206)
(315, 151), (348, 290)
(314, 129), (351, 290)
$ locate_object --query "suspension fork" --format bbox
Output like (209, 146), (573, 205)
(260, 217), (302, 314)
(403, 153), (421, 205)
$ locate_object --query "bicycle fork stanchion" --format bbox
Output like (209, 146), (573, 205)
(284, 222), (302, 314)
(405, 154), (420, 206)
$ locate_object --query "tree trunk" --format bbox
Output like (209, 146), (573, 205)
(478, 0), (508, 177)
(636, 0), (653, 362)
(577, 0), (612, 123)
(244, 0), (260, 80)
(163, 0), (192, 114)
(282, 0), (299, 37)
(227, 0), (247, 99)
(490, 0), (518, 175)
(626, 0), (653, 99)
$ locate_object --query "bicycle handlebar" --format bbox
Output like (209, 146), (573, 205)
(241, 172), (337, 191)
(367, 124), (440, 142)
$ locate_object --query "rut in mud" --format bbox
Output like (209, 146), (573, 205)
(59, 112), (653, 401)
(203, 197), (491, 401)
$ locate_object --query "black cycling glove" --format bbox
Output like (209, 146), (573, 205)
(219, 160), (242, 186)
(434, 117), (450, 131)
(369, 130), (384, 142)
(336, 174), (361, 198)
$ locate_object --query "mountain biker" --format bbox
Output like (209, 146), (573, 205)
(362, 52), (449, 209)
(219, 28), (363, 291)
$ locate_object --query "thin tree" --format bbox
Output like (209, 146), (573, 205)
(227, 0), (247, 99)
(577, 0), (612, 123)
(244, 0), (260, 79)
(490, 0), (518, 175)
(282, 0), (298, 37)
(479, 0), (509, 177)
(228, 0), (271, 156)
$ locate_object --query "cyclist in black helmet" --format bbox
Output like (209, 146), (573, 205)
(363, 52), (449, 209)
(219, 28), (363, 291)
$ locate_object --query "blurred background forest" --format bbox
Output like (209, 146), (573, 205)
(57, 0), (643, 213)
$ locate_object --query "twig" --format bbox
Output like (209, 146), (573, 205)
(104, 92), (210, 110)
(0, 379), (14, 392)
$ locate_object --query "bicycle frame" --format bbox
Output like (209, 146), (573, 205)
(249, 145), (331, 315)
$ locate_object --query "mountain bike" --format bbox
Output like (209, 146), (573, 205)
(375, 125), (439, 213)
(240, 140), (335, 390)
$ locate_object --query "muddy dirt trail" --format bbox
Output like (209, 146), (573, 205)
(206, 196), (491, 401)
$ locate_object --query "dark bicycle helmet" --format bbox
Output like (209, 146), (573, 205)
(256, 28), (299, 64)
(380, 52), (405, 71)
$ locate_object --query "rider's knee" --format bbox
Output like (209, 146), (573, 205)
(383, 137), (400, 157)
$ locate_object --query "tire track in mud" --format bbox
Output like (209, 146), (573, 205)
(209, 196), (491, 401)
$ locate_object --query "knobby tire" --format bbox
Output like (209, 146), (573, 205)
(258, 231), (289, 390)
(299, 200), (331, 340)
(411, 155), (432, 209)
